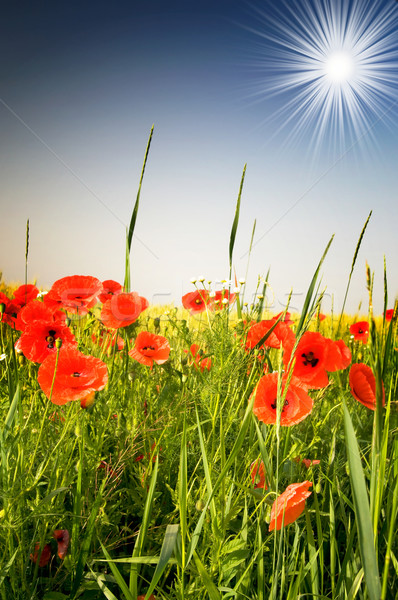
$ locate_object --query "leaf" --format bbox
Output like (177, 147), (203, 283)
(343, 400), (381, 600)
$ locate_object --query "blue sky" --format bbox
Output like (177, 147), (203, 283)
(1, 0), (398, 314)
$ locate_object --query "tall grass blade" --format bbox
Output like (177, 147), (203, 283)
(124, 125), (154, 291)
(144, 523), (179, 599)
(229, 164), (246, 281)
(129, 455), (159, 595)
(193, 550), (222, 600)
(295, 235), (334, 336)
(99, 540), (134, 600)
(343, 400), (381, 600)
(1, 384), (19, 443)
(337, 211), (372, 335)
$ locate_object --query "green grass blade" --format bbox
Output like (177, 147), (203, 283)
(1, 384), (20, 442)
(124, 125), (154, 291)
(178, 417), (187, 569)
(144, 523), (179, 599)
(99, 540), (134, 600)
(343, 400), (381, 600)
(193, 550), (222, 600)
(129, 455), (159, 595)
(337, 211), (372, 335)
(229, 164), (246, 279)
(88, 565), (120, 600)
(295, 235), (334, 336)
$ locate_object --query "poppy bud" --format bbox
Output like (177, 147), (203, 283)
(80, 391), (95, 409)
(0, 303), (5, 315)
(196, 499), (205, 511)
(154, 317), (160, 331)
(55, 338), (62, 349)
(65, 317), (71, 327)
(18, 354), (25, 366)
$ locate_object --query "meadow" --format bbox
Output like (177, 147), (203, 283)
(0, 134), (397, 600)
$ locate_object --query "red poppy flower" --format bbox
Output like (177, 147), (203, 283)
(269, 481), (312, 531)
(30, 543), (52, 567)
(0, 292), (20, 328)
(137, 595), (156, 600)
(349, 363), (385, 410)
(14, 300), (66, 332)
(18, 320), (77, 363)
(100, 292), (148, 329)
(301, 458), (320, 469)
(252, 372), (313, 426)
(129, 331), (170, 368)
(53, 529), (70, 559)
(385, 309), (394, 322)
(275, 311), (294, 325)
(38, 346), (108, 405)
(210, 290), (236, 311)
(349, 321), (369, 344)
(246, 319), (296, 351)
(186, 344), (212, 372)
(12, 284), (39, 307)
(250, 459), (267, 489)
(98, 279), (123, 304)
(44, 275), (103, 314)
(182, 290), (211, 314)
(283, 332), (348, 389)
(324, 338), (352, 371)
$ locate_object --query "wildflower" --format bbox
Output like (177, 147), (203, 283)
(186, 344), (212, 372)
(15, 300), (66, 332)
(294, 456), (321, 469)
(349, 363), (385, 410)
(18, 320), (77, 363)
(275, 311), (294, 326)
(283, 332), (351, 389)
(0, 293), (20, 328)
(137, 595), (156, 600)
(12, 284), (39, 307)
(129, 331), (170, 368)
(38, 346), (108, 405)
(385, 309), (394, 322)
(246, 318), (295, 352)
(98, 279), (123, 304)
(53, 529), (70, 559)
(349, 321), (369, 344)
(252, 372), (313, 426)
(30, 543), (52, 567)
(269, 481), (312, 531)
(250, 459), (267, 489)
(100, 292), (148, 329)
(44, 275), (103, 314)
(182, 289), (211, 314)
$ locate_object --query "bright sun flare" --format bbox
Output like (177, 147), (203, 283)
(324, 51), (355, 84)
(246, 0), (398, 157)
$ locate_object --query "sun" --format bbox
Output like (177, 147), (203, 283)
(245, 0), (398, 158)
(324, 50), (355, 84)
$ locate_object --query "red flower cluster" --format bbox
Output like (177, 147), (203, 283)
(186, 344), (212, 372)
(182, 289), (236, 315)
(30, 529), (70, 566)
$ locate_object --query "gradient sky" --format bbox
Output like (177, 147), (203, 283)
(1, 0), (398, 314)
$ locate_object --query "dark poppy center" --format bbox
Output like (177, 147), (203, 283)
(358, 328), (364, 334)
(46, 329), (57, 348)
(72, 372), (82, 377)
(195, 298), (203, 305)
(301, 351), (319, 367)
(271, 398), (289, 411)
(142, 345), (156, 351)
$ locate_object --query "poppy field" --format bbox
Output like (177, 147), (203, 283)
(0, 143), (397, 600)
